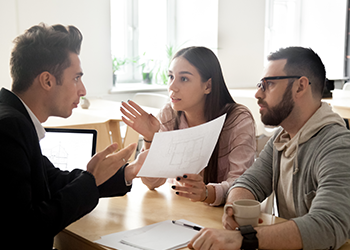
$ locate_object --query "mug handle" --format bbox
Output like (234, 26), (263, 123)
(224, 203), (235, 214)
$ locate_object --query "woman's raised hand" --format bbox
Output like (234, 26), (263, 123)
(120, 100), (160, 141)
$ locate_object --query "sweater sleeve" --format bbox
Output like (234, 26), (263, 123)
(230, 131), (276, 202)
(209, 111), (256, 206)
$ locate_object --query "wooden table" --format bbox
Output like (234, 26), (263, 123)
(54, 178), (225, 250)
(323, 98), (350, 119)
(53, 178), (350, 250)
(43, 98), (159, 159)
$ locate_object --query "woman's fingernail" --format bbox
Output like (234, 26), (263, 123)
(176, 192), (179, 195)
(183, 175), (187, 178)
(176, 177), (181, 181)
(171, 185), (176, 189)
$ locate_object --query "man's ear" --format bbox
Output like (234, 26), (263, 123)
(38, 71), (54, 90)
(204, 78), (212, 94)
(295, 76), (310, 96)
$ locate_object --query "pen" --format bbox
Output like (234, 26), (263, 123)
(172, 220), (202, 231)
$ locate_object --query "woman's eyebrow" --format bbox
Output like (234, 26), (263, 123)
(179, 71), (193, 75)
(168, 70), (193, 75)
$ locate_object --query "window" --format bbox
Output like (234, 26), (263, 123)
(110, 0), (174, 84)
(265, 0), (348, 80)
(264, 0), (301, 64)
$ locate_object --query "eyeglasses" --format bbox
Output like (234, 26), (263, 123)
(257, 76), (304, 92)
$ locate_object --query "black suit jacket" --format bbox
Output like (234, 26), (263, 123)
(0, 88), (131, 249)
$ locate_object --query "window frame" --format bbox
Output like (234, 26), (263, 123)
(111, 0), (176, 84)
(264, 0), (301, 65)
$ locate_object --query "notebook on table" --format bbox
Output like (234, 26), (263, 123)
(40, 127), (97, 171)
(95, 219), (202, 250)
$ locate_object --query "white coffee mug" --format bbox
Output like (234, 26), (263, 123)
(224, 199), (260, 227)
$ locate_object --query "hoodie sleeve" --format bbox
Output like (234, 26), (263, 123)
(230, 130), (278, 202)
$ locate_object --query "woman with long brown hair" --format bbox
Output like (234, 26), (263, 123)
(121, 46), (256, 206)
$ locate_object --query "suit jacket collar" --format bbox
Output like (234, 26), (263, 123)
(0, 87), (34, 127)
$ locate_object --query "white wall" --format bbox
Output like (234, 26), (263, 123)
(300, 0), (347, 79)
(218, 0), (266, 89)
(0, 0), (347, 98)
(0, 0), (17, 91)
(0, 0), (112, 98)
(175, 0), (218, 52)
(216, 0), (348, 89)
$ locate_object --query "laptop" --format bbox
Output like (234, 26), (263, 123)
(40, 128), (97, 171)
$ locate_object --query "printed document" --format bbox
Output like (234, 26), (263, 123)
(137, 114), (226, 178)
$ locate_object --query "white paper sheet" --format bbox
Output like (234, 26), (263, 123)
(94, 219), (201, 250)
(137, 114), (226, 178)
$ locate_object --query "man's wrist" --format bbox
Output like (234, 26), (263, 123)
(123, 163), (134, 184)
(124, 162), (133, 186)
(236, 225), (258, 250)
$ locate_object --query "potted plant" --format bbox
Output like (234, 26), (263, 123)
(154, 44), (175, 85)
(112, 56), (137, 86)
(137, 52), (155, 84)
(80, 96), (90, 109)
(140, 58), (155, 84)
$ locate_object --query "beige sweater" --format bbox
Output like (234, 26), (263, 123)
(141, 103), (256, 206)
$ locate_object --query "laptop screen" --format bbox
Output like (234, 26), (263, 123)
(40, 128), (97, 171)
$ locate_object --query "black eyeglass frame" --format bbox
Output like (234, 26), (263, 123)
(257, 76), (310, 92)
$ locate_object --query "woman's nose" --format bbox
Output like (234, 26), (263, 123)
(168, 78), (178, 92)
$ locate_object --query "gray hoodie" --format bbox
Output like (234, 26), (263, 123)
(274, 102), (346, 219)
(232, 102), (350, 249)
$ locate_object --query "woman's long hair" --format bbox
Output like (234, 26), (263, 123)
(165, 46), (253, 183)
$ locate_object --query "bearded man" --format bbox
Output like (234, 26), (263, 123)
(188, 47), (350, 250)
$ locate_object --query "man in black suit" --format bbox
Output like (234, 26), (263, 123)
(0, 23), (146, 249)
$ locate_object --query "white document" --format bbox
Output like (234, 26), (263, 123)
(137, 114), (226, 178)
(94, 220), (201, 250)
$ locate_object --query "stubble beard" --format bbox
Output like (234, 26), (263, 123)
(259, 85), (295, 126)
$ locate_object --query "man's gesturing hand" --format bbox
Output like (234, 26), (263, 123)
(87, 143), (137, 186)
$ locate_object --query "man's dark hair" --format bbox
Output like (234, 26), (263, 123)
(10, 23), (83, 93)
(268, 46), (326, 99)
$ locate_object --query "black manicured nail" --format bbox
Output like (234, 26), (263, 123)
(176, 177), (181, 181)
(183, 175), (187, 178)
(176, 192), (179, 195)
(171, 185), (176, 189)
